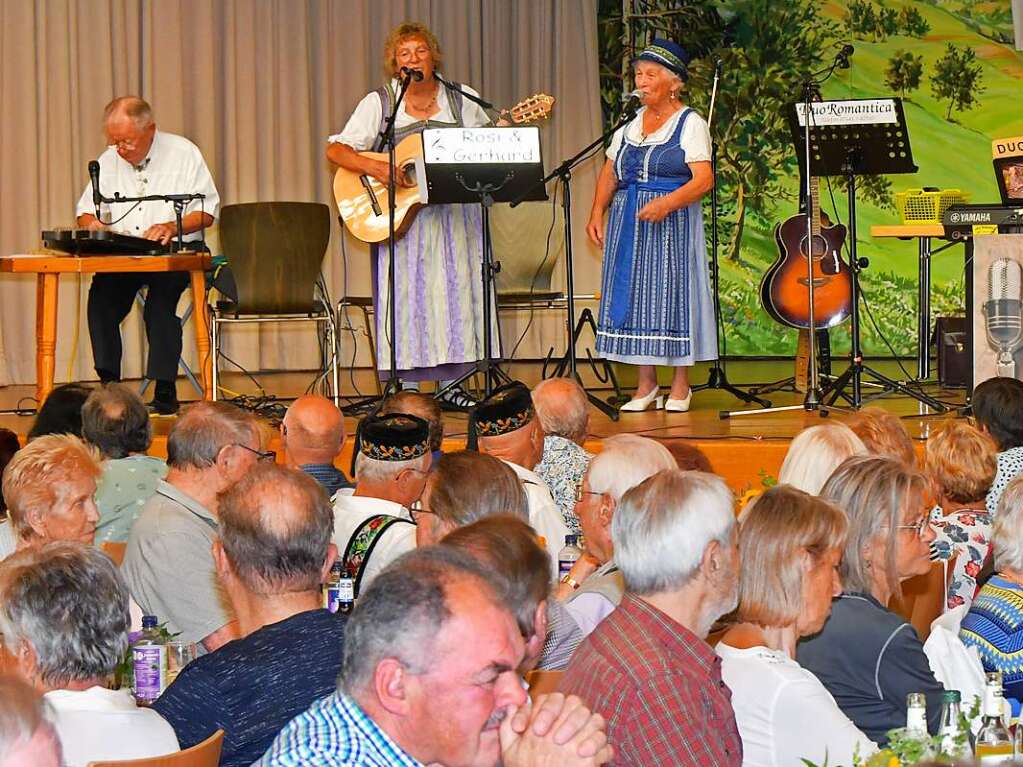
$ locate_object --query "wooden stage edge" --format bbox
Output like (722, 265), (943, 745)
(0, 362), (967, 494)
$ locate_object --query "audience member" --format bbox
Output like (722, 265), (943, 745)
(664, 439), (713, 472)
(961, 474), (1023, 702)
(798, 455), (943, 745)
(926, 420), (998, 608)
(0, 674), (62, 767)
(154, 463), (343, 767)
(718, 485), (876, 766)
(0, 543), (178, 766)
(561, 469), (742, 766)
(972, 376), (1023, 514)
(0, 435), (101, 560)
(0, 429), (19, 517)
(280, 394), (352, 498)
(557, 434), (676, 636)
(122, 401), (262, 650)
(333, 414), (429, 594)
(257, 547), (613, 767)
(81, 384), (167, 545)
(531, 377), (593, 534)
(413, 451), (527, 546)
(379, 390), (444, 462)
(777, 422), (867, 495)
(473, 382), (570, 576)
(441, 515), (581, 671)
(26, 383), (91, 441)
(850, 406), (917, 467)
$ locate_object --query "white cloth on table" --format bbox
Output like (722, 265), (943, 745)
(502, 460), (570, 581)
(45, 686), (179, 767)
(717, 642), (877, 767)
(606, 106), (711, 162)
(331, 491), (415, 590)
(924, 604), (985, 711)
(75, 130), (220, 242)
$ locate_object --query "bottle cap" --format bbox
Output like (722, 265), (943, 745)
(141, 615), (158, 629)
(942, 690), (962, 703)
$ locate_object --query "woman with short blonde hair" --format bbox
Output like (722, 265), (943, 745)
(850, 407), (917, 467)
(718, 484), (875, 766)
(777, 422), (867, 495)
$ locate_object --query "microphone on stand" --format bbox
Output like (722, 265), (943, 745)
(623, 89), (643, 116)
(88, 160), (103, 219)
(984, 257), (1023, 378)
(836, 44), (854, 69)
(400, 66), (424, 82)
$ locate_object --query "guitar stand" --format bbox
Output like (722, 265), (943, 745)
(542, 306), (624, 420)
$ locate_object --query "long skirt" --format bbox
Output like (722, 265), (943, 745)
(595, 188), (718, 366)
(372, 203), (500, 381)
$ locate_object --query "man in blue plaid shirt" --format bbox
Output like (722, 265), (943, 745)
(257, 547), (612, 766)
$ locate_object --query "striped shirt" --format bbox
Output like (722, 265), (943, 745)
(961, 574), (1023, 702)
(299, 463), (353, 499)
(255, 691), (423, 766)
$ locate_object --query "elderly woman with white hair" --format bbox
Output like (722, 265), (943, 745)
(777, 422), (867, 495)
(718, 484), (876, 766)
(555, 434), (677, 636)
(0, 434), (102, 560)
(0, 543), (178, 766)
(797, 456), (943, 746)
(962, 473), (1023, 703)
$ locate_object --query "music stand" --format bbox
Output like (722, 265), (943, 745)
(423, 126), (547, 400)
(790, 97), (945, 411)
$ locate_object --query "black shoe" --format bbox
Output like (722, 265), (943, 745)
(148, 396), (179, 416)
(435, 385), (477, 412)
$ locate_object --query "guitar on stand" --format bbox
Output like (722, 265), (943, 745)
(334, 93), (555, 243)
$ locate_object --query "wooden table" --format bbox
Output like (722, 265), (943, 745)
(0, 253), (213, 404)
(870, 224), (959, 380)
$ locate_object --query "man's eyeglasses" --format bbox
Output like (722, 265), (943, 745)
(575, 486), (603, 503)
(233, 443), (277, 462)
(409, 499), (436, 525)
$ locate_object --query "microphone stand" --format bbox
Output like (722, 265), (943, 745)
(508, 99), (643, 422)
(691, 58), (770, 408)
(100, 190), (205, 252)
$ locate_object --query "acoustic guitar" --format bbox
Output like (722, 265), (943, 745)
(759, 177), (852, 329)
(334, 93), (555, 244)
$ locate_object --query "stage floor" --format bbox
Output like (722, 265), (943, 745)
(0, 360), (966, 493)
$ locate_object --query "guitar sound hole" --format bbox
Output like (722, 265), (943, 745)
(402, 164), (418, 187)
(799, 234), (829, 259)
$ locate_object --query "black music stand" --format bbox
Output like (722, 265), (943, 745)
(424, 127), (547, 400)
(791, 98), (945, 410)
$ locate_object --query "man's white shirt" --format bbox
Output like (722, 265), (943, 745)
(332, 491), (416, 590)
(502, 460), (570, 580)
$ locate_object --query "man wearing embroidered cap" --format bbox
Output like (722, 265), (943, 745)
(332, 413), (432, 594)
(586, 37), (717, 415)
(472, 382), (570, 579)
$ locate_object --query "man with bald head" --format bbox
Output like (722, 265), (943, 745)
(76, 96), (220, 414)
(532, 377), (592, 534)
(281, 394), (351, 497)
(153, 462), (343, 767)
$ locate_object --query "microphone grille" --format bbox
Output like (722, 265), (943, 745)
(991, 258), (1022, 300)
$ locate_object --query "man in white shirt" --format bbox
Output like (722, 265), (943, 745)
(76, 96), (220, 414)
(472, 382), (570, 578)
(333, 414), (431, 594)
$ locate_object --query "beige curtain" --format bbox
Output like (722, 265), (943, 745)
(0, 0), (602, 387)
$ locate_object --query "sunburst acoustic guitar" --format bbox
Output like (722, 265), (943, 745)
(334, 93), (555, 244)
(759, 177), (853, 330)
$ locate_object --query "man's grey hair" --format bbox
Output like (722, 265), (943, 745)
(531, 378), (589, 443)
(340, 547), (502, 695)
(354, 452), (429, 485)
(103, 96), (153, 128)
(218, 463), (334, 594)
(81, 384), (152, 459)
(994, 474), (1023, 572)
(166, 401), (258, 470)
(587, 434), (676, 502)
(613, 469), (735, 595)
(0, 543), (130, 687)
(0, 674), (55, 762)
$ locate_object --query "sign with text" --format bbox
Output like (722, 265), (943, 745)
(423, 127), (542, 165)
(795, 98), (898, 127)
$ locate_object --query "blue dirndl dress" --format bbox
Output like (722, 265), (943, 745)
(595, 107), (718, 366)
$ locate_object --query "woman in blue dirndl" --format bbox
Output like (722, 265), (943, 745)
(587, 39), (718, 413)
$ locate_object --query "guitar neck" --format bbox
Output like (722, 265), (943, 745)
(809, 177), (821, 237)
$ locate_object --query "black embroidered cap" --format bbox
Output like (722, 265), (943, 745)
(358, 413), (431, 461)
(472, 381), (535, 437)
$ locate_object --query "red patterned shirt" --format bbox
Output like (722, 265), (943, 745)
(560, 593), (742, 766)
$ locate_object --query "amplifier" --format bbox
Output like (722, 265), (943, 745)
(934, 316), (968, 388)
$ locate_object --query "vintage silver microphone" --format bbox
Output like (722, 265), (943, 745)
(984, 257), (1023, 377)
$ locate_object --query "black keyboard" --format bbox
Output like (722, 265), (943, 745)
(941, 205), (1023, 237)
(42, 229), (170, 256)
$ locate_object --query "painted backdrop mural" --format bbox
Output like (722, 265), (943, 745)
(597, 0), (1023, 357)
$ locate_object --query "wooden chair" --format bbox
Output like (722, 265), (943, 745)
(100, 541), (127, 567)
(87, 729), (223, 767)
(524, 669), (563, 697)
(890, 559), (951, 642)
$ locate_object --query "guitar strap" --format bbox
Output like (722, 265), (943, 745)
(373, 81), (465, 152)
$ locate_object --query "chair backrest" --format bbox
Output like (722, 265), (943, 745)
(87, 729), (224, 767)
(524, 669), (563, 697)
(490, 201), (565, 297)
(100, 540), (127, 566)
(890, 559), (950, 642)
(218, 202), (331, 315)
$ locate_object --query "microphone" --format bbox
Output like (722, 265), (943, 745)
(88, 160), (103, 219)
(624, 89), (643, 115)
(400, 66), (424, 82)
(837, 44), (854, 69)
(984, 257), (1023, 377)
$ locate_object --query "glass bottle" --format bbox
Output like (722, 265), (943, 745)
(976, 672), (1014, 764)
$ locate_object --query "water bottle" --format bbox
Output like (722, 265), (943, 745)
(132, 615), (167, 706)
(338, 568), (355, 615)
(558, 535), (582, 581)
(939, 689), (967, 758)
(323, 560), (343, 613)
